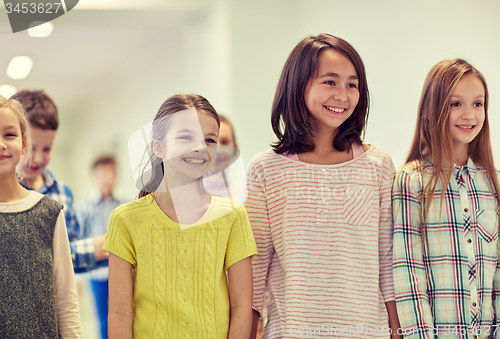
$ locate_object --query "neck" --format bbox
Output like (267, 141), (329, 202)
(0, 172), (30, 202)
(453, 143), (469, 167)
(309, 125), (338, 155)
(100, 189), (112, 199)
(24, 174), (45, 191)
(154, 176), (210, 224)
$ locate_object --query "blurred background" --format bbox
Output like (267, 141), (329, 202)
(1, 0), (499, 336)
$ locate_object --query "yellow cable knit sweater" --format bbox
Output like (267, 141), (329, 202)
(104, 194), (257, 339)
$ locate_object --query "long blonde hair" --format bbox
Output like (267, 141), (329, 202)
(406, 59), (499, 230)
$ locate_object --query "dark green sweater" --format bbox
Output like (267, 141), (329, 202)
(0, 196), (62, 339)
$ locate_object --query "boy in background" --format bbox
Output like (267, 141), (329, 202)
(76, 155), (125, 339)
(13, 89), (108, 273)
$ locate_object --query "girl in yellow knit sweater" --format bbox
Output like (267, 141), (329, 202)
(104, 94), (257, 339)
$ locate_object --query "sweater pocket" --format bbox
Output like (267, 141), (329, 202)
(343, 186), (375, 225)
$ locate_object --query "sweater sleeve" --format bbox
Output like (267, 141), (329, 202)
(379, 156), (396, 302)
(224, 205), (257, 271)
(53, 211), (82, 339)
(392, 169), (435, 339)
(103, 207), (137, 266)
(245, 160), (274, 314)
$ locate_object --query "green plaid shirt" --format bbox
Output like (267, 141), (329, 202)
(392, 159), (499, 339)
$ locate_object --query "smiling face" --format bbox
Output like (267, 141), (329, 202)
(154, 108), (219, 186)
(448, 73), (485, 161)
(0, 108), (26, 178)
(304, 48), (360, 137)
(17, 127), (56, 182)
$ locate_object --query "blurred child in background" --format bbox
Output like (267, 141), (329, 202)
(76, 155), (125, 339)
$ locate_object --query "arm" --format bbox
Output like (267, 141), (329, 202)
(227, 257), (253, 339)
(69, 238), (108, 273)
(378, 159), (401, 337)
(392, 169), (435, 339)
(386, 301), (402, 338)
(244, 160), (274, 336)
(250, 310), (260, 339)
(108, 253), (133, 339)
(53, 211), (82, 338)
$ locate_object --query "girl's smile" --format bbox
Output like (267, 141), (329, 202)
(448, 73), (485, 164)
(153, 108), (219, 187)
(304, 48), (360, 135)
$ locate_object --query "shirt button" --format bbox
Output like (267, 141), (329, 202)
(464, 208), (469, 213)
(467, 239), (472, 244)
(321, 169), (326, 173)
(319, 210), (324, 215)
(470, 269), (475, 275)
(472, 302), (477, 307)
(321, 197), (327, 202)
(474, 335), (477, 339)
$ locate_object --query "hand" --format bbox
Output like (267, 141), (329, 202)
(93, 234), (109, 261)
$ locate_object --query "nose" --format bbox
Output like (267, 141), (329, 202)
(192, 139), (207, 153)
(0, 139), (6, 150)
(461, 106), (474, 120)
(333, 86), (348, 102)
(31, 149), (43, 164)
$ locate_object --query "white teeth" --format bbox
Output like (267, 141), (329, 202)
(184, 158), (205, 164)
(457, 125), (473, 129)
(325, 106), (345, 113)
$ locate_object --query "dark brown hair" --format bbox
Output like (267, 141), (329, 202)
(11, 90), (58, 130)
(92, 155), (116, 169)
(406, 58), (499, 230)
(138, 94), (220, 198)
(271, 33), (369, 154)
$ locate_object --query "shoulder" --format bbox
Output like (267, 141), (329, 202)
(210, 196), (248, 222)
(248, 149), (287, 168)
(393, 160), (427, 192)
(110, 195), (154, 221)
(48, 171), (75, 199)
(362, 145), (394, 169)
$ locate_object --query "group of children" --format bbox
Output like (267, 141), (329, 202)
(0, 33), (498, 339)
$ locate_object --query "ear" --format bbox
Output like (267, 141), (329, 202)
(152, 139), (165, 159)
(21, 137), (28, 155)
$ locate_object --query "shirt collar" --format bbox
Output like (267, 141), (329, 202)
(18, 168), (55, 191)
(41, 169), (56, 188)
(89, 188), (120, 204)
(421, 157), (478, 179)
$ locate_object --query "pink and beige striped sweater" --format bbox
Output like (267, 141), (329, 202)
(245, 146), (396, 338)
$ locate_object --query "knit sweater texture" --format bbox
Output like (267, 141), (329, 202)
(104, 194), (257, 339)
(0, 196), (62, 339)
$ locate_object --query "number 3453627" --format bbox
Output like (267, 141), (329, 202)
(5, 3), (63, 14)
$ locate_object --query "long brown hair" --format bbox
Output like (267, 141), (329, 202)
(271, 33), (369, 154)
(406, 59), (499, 229)
(138, 94), (220, 198)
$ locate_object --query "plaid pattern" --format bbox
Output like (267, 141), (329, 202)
(392, 159), (500, 339)
(76, 189), (125, 280)
(20, 169), (101, 273)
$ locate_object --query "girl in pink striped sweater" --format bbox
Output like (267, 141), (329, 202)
(246, 34), (401, 338)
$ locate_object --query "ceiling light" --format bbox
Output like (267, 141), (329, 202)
(7, 56), (33, 80)
(0, 85), (17, 99)
(27, 22), (54, 37)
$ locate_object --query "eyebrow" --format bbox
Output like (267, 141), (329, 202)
(450, 94), (485, 99)
(319, 72), (359, 80)
(175, 129), (218, 137)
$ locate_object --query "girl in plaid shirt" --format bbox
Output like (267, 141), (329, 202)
(392, 59), (500, 338)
